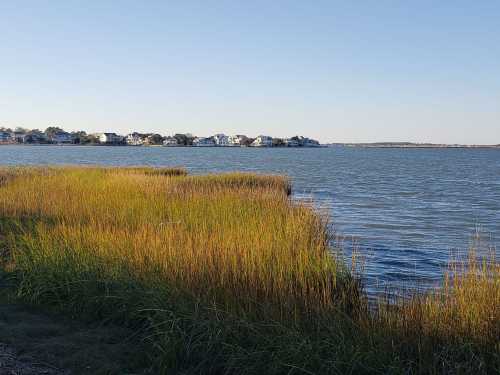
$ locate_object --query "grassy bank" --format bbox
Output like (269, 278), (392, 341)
(0, 167), (498, 374)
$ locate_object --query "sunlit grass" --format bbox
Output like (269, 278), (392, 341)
(373, 249), (500, 373)
(386, 250), (499, 341)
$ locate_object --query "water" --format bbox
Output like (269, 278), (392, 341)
(1, 145), (499, 293)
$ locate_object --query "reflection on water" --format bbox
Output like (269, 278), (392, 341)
(2, 145), (499, 293)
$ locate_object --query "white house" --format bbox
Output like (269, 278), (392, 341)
(126, 132), (144, 146)
(284, 138), (300, 147)
(163, 137), (179, 146)
(11, 132), (27, 143)
(228, 135), (247, 146)
(193, 137), (215, 147)
(98, 133), (124, 144)
(251, 135), (273, 147)
(212, 134), (230, 146)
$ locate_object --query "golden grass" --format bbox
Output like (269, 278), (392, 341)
(372, 251), (500, 373)
(382, 250), (500, 343)
(0, 167), (352, 321)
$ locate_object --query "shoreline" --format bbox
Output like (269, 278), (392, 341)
(0, 143), (326, 148)
(329, 143), (500, 148)
(2, 142), (499, 149)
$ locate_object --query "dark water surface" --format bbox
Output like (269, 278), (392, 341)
(1, 145), (499, 292)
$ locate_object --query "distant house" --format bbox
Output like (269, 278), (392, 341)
(286, 136), (320, 147)
(0, 131), (12, 144)
(11, 131), (27, 143)
(284, 138), (300, 147)
(302, 137), (320, 147)
(126, 132), (145, 146)
(25, 130), (49, 144)
(98, 133), (124, 144)
(193, 137), (215, 147)
(251, 135), (273, 147)
(51, 131), (73, 144)
(227, 135), (249, 146)
(213, 134), (230, 146)
(227, 135), (239, 146)
(163, 137), (179, 147)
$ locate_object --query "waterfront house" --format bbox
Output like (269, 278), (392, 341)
(227, 135), (249, 146)
(163, 137), (179, 146)
(126, 132), (145, 146)
(24, 130), (49, 144)
(227, 135), (240, 146)
(284, 138), (300, 147)
(98, 133), (124, 144)
(11, 131), (27, 143)
(251, 135), (273, 147)
(51, 131), (73, 144)
(193, 137), (216, 147)
(213, 134), (230, 146)
(301, 137), (320, 147)
(0, 131), (12, 144)
(287, 136), (320, 147)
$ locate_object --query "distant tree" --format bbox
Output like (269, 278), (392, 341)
(147, 134), (164, 145)
(174, 133), (189, 146)
(86, 134), (100, 144)
(45, 126), (64, 139)
(14, 127), (28, 133)
(0, 127), (13, 132)
(240, 137), (254, 146)
(71, 131), (87, 144)
(69, 131), (100, 145)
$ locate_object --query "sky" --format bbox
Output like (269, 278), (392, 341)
(1, 1), (499, 144)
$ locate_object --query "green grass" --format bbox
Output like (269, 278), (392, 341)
(0, 166), (498, 374)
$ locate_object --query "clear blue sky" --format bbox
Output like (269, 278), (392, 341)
(1, 1), (499, 143)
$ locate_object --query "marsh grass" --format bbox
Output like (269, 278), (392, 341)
(372, 248), (500, 373)
(0, 166), (498, 374)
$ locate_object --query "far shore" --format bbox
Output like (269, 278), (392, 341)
(328, 142), (500, 148)
(1, 142), (499, 149)
(0, 143), (327, 148)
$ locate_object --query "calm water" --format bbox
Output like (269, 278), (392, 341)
(1, 145), (499, 292)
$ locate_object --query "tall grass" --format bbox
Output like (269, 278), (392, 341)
(373, 249), (500, 373)
(0, 166), (498, 374)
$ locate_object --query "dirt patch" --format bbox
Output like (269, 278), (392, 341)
(0, 302), (149, 375)
(0, 343), (68, 374)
